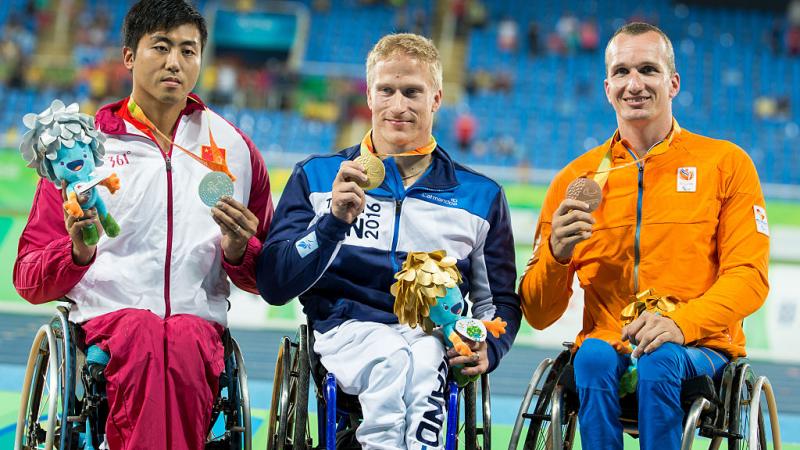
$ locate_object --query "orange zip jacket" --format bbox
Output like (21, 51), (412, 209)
(518, 121), (770, 358)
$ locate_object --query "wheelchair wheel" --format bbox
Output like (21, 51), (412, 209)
(268, 337), (291, 450)
(519, 349), (577, 450)
(728, 363), (767, 450)
(268, 328), (310, 450)
(233, 338), (253, 450)
(747, 375), (782, 450)
(292, 325), (310, 450)
(464, 374), (492, 450)
(207, 335), (252, 450)
(480, 374), (492, 450)
(16, 308), (81, 450)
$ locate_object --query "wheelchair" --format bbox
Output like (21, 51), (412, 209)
(15, 306), (251, 450)
(266, 323), (492, 450)
(509, 342), (782, 450)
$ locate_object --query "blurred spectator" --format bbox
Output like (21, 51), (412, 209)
(498, 17), (518, 52)
(788, 25), (800, 56)
(755, 95), (791, 119)
(547, 32), (567, 55)
(454, 110), (477, 151)
(527, 21), (541, 57)
(468, 0), (487, 29)
(493, 70), (513, 93)
(495, 135), (518, 158)
(579, 19), (599, 52)
(556, 12), (579, 53)
(312, 0), (331, 13)
(215, 63), (238, 105)
(452, 0), (468, 37)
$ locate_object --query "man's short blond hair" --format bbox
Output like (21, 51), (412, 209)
(366, 33), (443, 92)
(605, 22), (676, 75)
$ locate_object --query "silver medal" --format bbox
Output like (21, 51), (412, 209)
(198, 171), (234, 207)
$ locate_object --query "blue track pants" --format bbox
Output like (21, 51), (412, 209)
(573, 338), (728, 450)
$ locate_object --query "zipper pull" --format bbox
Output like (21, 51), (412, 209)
(395, 199), (402, 215)
(165, 155), (172, 172)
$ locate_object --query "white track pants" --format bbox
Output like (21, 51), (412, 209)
(314, 320), (449, 450)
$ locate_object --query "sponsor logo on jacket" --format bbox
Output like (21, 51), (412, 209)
(420, 192), (458, 206)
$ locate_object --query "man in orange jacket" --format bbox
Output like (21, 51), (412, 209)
(518, 22), (769, 450)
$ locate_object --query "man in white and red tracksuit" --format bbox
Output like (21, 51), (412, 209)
(13, 1), (273, 448)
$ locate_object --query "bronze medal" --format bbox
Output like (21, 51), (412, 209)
(566, 177), (603, 212)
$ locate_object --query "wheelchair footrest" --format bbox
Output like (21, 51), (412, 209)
(699, 425), (743, 440)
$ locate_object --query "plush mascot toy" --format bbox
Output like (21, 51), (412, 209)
(391, 250), (507, 385)
(20, 100), (120, 245)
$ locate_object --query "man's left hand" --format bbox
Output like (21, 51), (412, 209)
(447, 340), (489, 376)
(212, 196), (259, 265)
(621, 311), (685, 359)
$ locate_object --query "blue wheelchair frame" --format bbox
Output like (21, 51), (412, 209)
(318, 374), (463, 450)
(268, 323), (491, 450)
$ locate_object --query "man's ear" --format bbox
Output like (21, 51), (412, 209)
(431, 88), (442, 113)
(123, 46), (135, 71)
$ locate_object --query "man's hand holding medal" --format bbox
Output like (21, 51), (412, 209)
(549, 177), (603, 264)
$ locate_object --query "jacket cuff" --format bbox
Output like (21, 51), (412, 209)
(316, 213), (352, 242)
(58, 235), (96, 271)
(222, 236), (261, 293)
(541, 236), (571, 271)
(222, 235), (260, 268)
(663, 309), (699, 345)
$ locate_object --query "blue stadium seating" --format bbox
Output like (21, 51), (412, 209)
(2, 0), (798, 185)
(434, 0), (800, 185)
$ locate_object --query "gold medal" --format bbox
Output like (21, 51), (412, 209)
(566, 177), (603, 212)
(355, 152), (385, 190)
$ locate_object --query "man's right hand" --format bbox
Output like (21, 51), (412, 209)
(61, 181), (101, 266)
(331, 161), (368, 224)
(549, 198), (596, 264)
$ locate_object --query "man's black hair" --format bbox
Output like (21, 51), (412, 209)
(123, 0), (208, 53)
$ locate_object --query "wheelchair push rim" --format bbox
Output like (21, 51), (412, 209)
(15, 325), (60, 450)
(518, 348), (577, 450)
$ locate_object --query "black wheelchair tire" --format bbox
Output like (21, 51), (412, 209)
(465, 381), (478, 450)
(291, 325), (311, 450)
(268, 337), (292, 450)
(522, 350), (577, 450)
(481, 373), (492, 450)
(728, 363), (767, 450)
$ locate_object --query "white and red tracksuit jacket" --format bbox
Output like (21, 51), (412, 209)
(13, 94), (274, 325)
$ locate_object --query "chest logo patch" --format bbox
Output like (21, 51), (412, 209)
(753, 205), (770, 236)
(676, 167), (697, 192)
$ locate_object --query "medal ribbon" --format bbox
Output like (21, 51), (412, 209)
(580, 146), (653, 190)
(360, 130), (437, 157)
(620, 289), (679, 325)
(580, 120), (679, 188)
(127, 97), (236, 181)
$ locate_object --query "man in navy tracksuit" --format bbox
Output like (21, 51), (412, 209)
(256, 33), (521, 450)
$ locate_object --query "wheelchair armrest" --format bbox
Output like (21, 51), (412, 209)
(680, 375), (720, 409)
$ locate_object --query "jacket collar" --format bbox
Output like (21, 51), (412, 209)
(608, 118), (682, 160)
(94, 93), (206, 136)
(343, 143), (460, 193)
